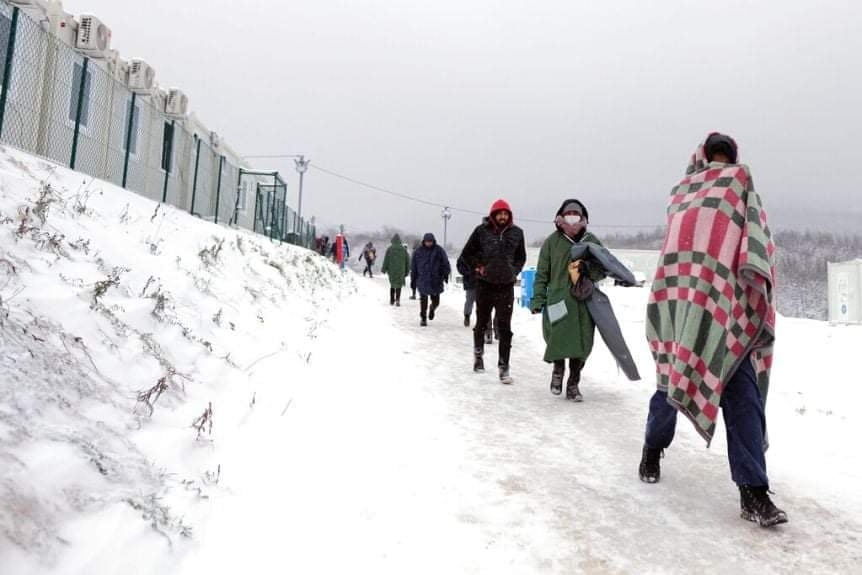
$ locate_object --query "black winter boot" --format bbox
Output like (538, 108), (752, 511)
(464, 314), (470, 327)
(565, 359), (584, 402)
(739, 486), (788, 527)
(473, 349), (484, 373)
(550, 361), (564, 395)
(639, 446), (663, 483)
(499, 364), (513, 385)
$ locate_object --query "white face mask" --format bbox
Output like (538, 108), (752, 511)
(563, 214), (582, 225)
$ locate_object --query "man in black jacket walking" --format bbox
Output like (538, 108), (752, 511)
(459, 199), (526, 384)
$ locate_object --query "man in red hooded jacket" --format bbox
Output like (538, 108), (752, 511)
(459, 199), (527, 384)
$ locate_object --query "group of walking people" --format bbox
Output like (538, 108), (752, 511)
(373, 132), (786, 528)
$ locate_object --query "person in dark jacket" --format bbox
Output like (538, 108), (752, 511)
(359, 242), (377, 277)
(459, 199), (526, 384)
(410, 233), (451, 327)
(530, 199), (606, 401)
(381, 234), (410, 306)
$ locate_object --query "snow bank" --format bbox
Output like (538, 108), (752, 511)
(0, 146), (354, 573)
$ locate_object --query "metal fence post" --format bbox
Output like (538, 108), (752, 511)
(189, 135), (201, 215)
(69, 57), (89, 170)
(231, 168), (244, 225)
(253, 183), (261, 233)
(213, 154), (224, 224)
(0, 6), (20, 139)
(161, 119), (175, 203)
(269, 173), (277, 241)
(121, 91), (137, 188)
(279, 184), (287, 244)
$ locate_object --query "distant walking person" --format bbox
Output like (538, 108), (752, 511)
(411, 233), (451, 327)
(530, 199), (605, 401)
(381, 234), (410, 306)
(331, 234), (350, 268)
(638, 133), (787, 528)
(409, 240), (421, 299)
(360, 242), (377, 277)
(459, 199), (526, 384)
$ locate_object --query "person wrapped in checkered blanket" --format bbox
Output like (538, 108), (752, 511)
(638, 133), (788, 528)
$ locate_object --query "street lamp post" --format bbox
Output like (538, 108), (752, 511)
(294, 155), (309, 228)
(442, 206), (452, 250)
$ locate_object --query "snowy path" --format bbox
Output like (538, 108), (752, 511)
(180, 276), (862, 574)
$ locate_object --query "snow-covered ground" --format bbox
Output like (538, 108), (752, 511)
(1, 145), (861, 573)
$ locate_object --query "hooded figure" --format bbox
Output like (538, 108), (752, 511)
(360, 242), (377, 277)
(637, 133), (787, 528)
(459, 199), (526, 383)
(410, 233), (451, 325)
(381, 233), (410, 306)
(530, 199), (606, 400)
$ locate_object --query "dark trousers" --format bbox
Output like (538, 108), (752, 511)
(464, 288), (477, 316)
(473, 282), (514, 367)
(644, 355), (769, 487)
(363, 261), (374, 277)
(419, 294), (440, 319)
(389, 287), (402, 304)
(465, 288), (494, 332)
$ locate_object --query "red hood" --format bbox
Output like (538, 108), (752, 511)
(489, 199), (513, 222)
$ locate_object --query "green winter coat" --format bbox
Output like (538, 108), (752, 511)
(381, 235), (410, 288)
(530, 231), (605, 363)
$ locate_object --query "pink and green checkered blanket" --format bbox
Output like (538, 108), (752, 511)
(647, 141), (777, 445)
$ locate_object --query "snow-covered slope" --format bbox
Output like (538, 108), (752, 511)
(0, 146), (355, 573)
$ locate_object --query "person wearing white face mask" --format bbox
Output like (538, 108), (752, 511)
(530, 199), (606, 401)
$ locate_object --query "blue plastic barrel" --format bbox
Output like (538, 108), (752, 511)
(519, 267), (537, 308)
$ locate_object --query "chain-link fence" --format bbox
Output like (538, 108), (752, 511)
(0, 1), (315, 247)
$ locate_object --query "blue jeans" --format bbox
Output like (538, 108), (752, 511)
(644, 356), (769, 487)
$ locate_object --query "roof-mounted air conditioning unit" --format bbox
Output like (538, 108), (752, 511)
(46, 7), (77, 47)
(76, 14), (111, 58)
(165, 89), (189, 118)
(128, 59), (155, 94)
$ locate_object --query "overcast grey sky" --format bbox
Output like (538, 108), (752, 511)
(65, 0), (862, 243)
